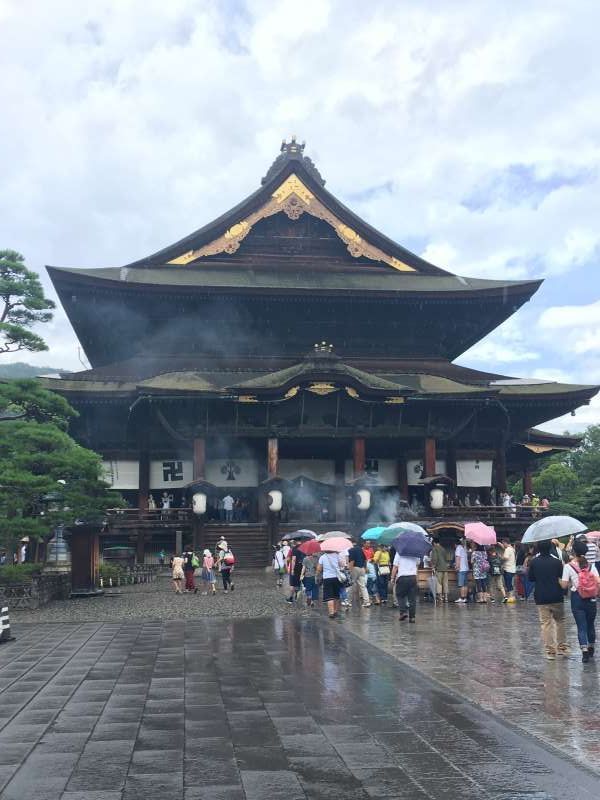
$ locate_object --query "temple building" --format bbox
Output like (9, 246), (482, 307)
(45, 139), (598, 562)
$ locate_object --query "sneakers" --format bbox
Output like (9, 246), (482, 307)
(501, 597), (508, 604)
(589, 645), (595, 658)
(362, 603), (372, 608)
(454, 598), (466, 604)
(409, 618), (416, 624)
(545, 652), (556, 661)
(582, 650), (591, 663)
(506, 597), (517, 604)
(557, 646), (571, 657)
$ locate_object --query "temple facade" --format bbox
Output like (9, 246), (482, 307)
(45, 139), (598, 562)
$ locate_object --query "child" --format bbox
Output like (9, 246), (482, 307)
(272, 545), (286, 587)
(201, 549), (216, 595)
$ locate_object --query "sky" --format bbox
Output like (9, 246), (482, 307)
(1, 0), (599, 434)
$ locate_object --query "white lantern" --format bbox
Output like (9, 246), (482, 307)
(356, 489), (371, 511)
(192, 492), (207, 515)
(268, 489), (283, 512)
(429, 488), (444, 510)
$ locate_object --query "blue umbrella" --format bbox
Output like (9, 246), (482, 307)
(361, 526), (386, 541)
(392, 532), (432, 559)
(379, 521), (429, 545)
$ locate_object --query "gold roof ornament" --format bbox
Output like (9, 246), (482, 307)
(307, 382), (337, 395)
(167, 170), (416, 272)
(345, 387), (359, 399)
(237, 394), (258, 403)
(284, 386), (299, 399)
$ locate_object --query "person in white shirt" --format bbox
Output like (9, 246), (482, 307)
(222, 494), (235, 522)
(560, 539), (600, 663)
(272, 546), (286, 587)
(499, 539), (517, 603)
(454, 540), (470, 603)
(390, 553), (420, 622)
(317, 550), (344, 619)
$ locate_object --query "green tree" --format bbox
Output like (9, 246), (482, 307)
(0, 381), (121, 560)
(533, 462), (579, 501)
(566, 425), (600, 485)
(0, 250), (55, 354)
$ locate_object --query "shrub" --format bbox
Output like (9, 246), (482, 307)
(0, 563), (41, 584)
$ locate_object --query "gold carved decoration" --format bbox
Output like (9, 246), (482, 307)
(307, 382), (337, 395)
(238, 394), (258, 403)
(384, 396), (405, 404)
(345, 387), (359, 399)
(167, 173), (416, 272)
(284, 386), (299, 399)
(523, 444), (556, 454)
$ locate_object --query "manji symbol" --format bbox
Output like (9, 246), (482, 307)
(162, 461), (184, 482)
(221, 461), (241, 481)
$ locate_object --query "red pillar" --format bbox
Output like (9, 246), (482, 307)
(424, 437), (436, 478)
(353, 437), (366, 478)
(267, 437), (279, 479)
(193, 437), (206, 480)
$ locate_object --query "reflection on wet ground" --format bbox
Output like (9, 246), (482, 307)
(1, 617), (598, 799)
(339, 599), (600, 773)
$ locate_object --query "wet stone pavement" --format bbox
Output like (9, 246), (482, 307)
(1, 615), (599, 800)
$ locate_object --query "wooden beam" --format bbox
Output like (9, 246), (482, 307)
(193, 437), (206, 480)
(353, 437), (366, 478)
(424, 437), (436, 478)
(267, 437), (279, 479)
(138, 451), (150, 511)
(495, 443), (507, 494)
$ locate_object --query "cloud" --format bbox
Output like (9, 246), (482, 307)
(0, 0), (599, 434)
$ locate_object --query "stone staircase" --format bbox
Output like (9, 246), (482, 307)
(203, 524), (270, 569)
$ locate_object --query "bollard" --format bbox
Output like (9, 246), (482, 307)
(99, 576), (104, 588)
(0, 606), (15, 643)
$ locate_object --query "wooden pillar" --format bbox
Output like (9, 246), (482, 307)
(267, 437), (279, 479)
(138, 450), (150, 511)
(68, 524), (101, 597)
(495, 443), (507, 494)
(135, 529), (145, 565)
(192, 517), (204, 553)
(397, 453), (408, 501)
(175, 530), (183, 555)
(424, 437), (436, 478)
(446, 443), (457, 483)
(523, 465), (533, 497)
(193, 437), (206, 481)
(334, 457), (346, 521)
(353, 437), (366, 479)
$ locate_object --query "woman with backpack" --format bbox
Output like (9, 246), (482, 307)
(217, 544), (235, 592)
(471, 544), (490, 603)
(183, 548), (199, 594)
(560, 538), (600, 662)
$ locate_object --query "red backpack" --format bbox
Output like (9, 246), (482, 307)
(571, 561), (599, 599)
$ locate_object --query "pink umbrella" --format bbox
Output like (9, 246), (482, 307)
(464, 521), (497, 546)
(320, 537), (351, 553)
(585, 531), (600, 540)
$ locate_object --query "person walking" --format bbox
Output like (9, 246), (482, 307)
(560, 539), (600, 662)
(171, 553), (185, 594)
(487, 546), (506, 603)
(222, 494), (234, 522)
(527, 541), (569, 660)
(471, 545), (490, 603)
(272, 545), (286, 587)
(217, 543), (235, 592)
(317, 549), (343, 619)
(347, 538), (371, 608)
(499, 538), (517, 603)
(183, 548), (198, 593)
(454, 538), (470, 604)
(373, 544), (391, 604)
(300, 552), (319, 607)
(430, 540), (450, 602)
(391, 551), (420, 623)
(200, 549), (216, 595)
(286, 540), (305, 604)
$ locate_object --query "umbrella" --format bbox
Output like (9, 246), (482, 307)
(298, 539), (321, 556)
(288, 530), (317, 541)
(392, 532), (432, 559)
(319, 530), (352, 541)
(320, 537), (351, 553)
(584, 531), (600, 540)
(464, 522), (497, 546)
(379, 521), (428, 545)
(361, 526), (386, 541)
(522, 515), (587, 544)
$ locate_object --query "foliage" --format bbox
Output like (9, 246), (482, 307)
(0, 563), (41, 585)
(99, 563), (125, 581)
(0, 250), (55, 354)
(0, 381), (124, 558)
(533, 462), (579, 501)
(0, 379), (76, 429)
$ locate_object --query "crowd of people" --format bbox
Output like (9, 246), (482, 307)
(170, 536), (236, 595)
(273, 531), (600, 662)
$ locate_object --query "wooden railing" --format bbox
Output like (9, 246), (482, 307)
(433, 505), (551, 525)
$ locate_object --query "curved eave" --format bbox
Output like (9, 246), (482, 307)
(120, 157), (450, 275)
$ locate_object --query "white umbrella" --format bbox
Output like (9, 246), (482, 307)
(522, 515), (587, 544)
(318, 530), (352, 542)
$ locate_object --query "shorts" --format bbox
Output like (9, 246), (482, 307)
(289, 574), (301, 589)
(475, 578), (488, 592)
(457, 571), (469, 588)
(172, 570), (184, 581)
(322, 577), (341, 601)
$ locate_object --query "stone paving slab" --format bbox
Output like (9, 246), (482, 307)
(0, 617), (598, 800)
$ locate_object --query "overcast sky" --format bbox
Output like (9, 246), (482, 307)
(1, 0), (599, 434)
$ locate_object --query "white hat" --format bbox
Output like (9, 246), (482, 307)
(217, 541), (228, 551)
(203, 549), (211, 556)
